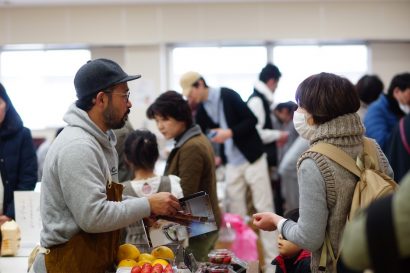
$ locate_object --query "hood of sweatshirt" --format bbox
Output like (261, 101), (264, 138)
(63, 103), (117, 150)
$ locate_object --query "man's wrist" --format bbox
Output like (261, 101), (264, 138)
(278, 218), (288, 235)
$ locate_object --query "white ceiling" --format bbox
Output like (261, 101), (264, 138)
(0, 0), (282, 7)
(0, 0), (393, 7)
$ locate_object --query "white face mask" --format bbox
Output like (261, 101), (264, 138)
(399, 103), (410, 114)
(293, 110), (316, 140)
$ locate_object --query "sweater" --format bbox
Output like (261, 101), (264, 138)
(281, 113), (393, 273)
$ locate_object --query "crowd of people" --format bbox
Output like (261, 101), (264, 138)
(0, 58), (409, 273)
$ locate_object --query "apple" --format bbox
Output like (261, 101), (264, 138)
(131, 266), (142, 273)
(141, 263), (152, 273)
(152, 264), (163, 273)
(164, 264), (173, 273)
(214, 256), (223, 264)
(222, 256), (231, 264)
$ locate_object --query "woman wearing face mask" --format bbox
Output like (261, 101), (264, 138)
(252, 73), (394, 273)
(363, 72), (410, 152)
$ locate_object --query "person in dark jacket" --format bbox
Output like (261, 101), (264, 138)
(355, 74), (384, 121)
(273, 209), (311, 273)
(0, 82), (37, 225)
(364, 72), (410, 151)
(179, 71), (277, 273)
(386, 113), (410, 182)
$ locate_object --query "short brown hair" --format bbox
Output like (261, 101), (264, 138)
(295, 72), (360, 124)
(146, 90), (193, 128)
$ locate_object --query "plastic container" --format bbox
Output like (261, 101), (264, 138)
(208, 249), (233, 264)
(206, 265), (229, 273)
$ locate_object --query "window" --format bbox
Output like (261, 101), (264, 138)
(272, 44), (368, 103)
(170, 44), (368, 105)
(0, 49), (91, 129)
(170, 46), (268, 100)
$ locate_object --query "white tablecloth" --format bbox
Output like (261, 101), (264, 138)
(0, 247), (32, 273)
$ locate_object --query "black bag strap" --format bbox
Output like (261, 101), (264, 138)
(366, 195), (396, 273)
(158, 175), (172, 193)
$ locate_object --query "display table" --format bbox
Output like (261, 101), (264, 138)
(0, 247), (32, 273)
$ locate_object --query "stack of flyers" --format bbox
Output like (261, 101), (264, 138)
(143, 191), (218, 247)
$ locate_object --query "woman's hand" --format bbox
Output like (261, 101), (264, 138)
(252, 212), (282, 231)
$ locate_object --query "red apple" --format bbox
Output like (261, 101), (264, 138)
(141, 263), (152, 273)
(152, 264), (163, 273)
(164, 264), (173, 273)
(222, 256), (231, 264)
(131, 266), (142, 273)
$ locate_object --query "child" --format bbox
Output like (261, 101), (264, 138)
(122, 129), (184, 245)
(273, 209), (311, 273)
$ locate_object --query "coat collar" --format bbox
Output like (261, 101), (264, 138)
(174, 124), (202, 148)
(254, 80), (273, 104)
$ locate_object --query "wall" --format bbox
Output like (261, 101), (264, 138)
(1, 1), (410, 130)
(1, 1), (409, 44)
(371, 42), (410, 87)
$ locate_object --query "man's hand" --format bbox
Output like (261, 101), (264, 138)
(0, 215), (12, 226)
(252, 212), (282, 231)
(147, 192), (181, 216)
(143, 216), (159, 228)
(210, 128), (233, 143)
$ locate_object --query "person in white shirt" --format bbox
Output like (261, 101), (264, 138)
(122, 129), (184, 245)
(247, 63), (288, 215)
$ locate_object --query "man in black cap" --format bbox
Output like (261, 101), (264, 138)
(30, 59), (181, 273)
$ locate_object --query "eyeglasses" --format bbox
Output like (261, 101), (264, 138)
(105, 91), (130, 102)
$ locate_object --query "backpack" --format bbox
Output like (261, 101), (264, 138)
(308, 137), (399, 272)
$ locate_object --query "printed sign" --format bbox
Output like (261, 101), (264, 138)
(14, 191), (42, 246)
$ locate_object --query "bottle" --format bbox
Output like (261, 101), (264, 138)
(1, 220), (21, 256)
(217, 222), (236, 249)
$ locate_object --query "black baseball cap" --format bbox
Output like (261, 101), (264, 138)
(74, 58), (141, 99)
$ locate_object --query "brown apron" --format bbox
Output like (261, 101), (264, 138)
(44, 181), (123, 273)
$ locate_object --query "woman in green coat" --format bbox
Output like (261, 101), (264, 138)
(147, 90), (221, 261)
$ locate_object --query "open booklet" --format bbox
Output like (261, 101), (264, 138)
(143, 191), (218, 247)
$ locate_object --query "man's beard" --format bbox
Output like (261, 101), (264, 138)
(103, 104), (129, 130)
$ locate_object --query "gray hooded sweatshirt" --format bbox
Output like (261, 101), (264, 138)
(33, 104), (150, 272)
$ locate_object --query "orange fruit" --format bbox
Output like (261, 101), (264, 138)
(139, 253), (155, 262)
(137, 260), (152, 267)
(118, 259), (138, 268)
(152, 258), (169, 268)
(117, 244), (140, 262)
(151, 246), (175, 260)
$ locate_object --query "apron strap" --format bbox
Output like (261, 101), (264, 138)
(27, 246), (50, 272)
